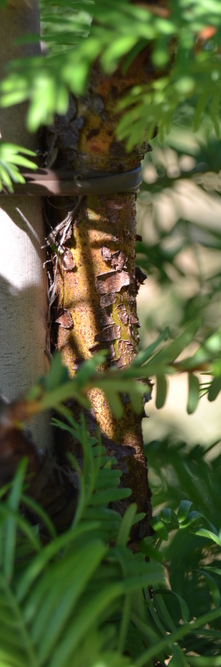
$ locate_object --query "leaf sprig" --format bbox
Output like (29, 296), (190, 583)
(0, 0), (221, 144)
(0, 142), (37, 192)
(4, 318), (221, 429)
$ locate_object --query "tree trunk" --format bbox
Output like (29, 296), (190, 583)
(45, 52), (157, 541)
(0, 0), (50, 448)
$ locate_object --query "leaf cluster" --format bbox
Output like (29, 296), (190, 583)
(8, 316), (217, 429)
(2, 414), (221, 666)
(0, 419), (166, 667)
(0, 0), (221, 185)
(143, 436), (221, 662)
(0, 142), (37, 192)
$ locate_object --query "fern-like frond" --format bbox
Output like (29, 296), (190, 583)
(0, 142), (37, 193)
(0, 425), (164, 667)
(51, 413), (129, 541)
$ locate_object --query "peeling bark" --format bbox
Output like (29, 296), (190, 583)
(43, 42), (166, 541)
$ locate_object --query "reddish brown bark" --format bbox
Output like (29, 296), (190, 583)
(44, 46), (165, 541)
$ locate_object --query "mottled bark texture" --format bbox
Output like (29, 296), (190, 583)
(44, 45), (163, 541)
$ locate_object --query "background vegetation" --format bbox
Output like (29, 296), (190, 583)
(137, 113), (221, 664)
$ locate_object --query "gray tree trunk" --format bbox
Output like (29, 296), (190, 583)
(0, 0), (50, 448)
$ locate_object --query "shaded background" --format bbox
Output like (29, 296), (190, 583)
(137, 115), (221, 447)
(135, 118), (221, 638)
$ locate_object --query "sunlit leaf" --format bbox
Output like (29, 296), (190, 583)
(194, 528), (221, 546)
(150, 516), (169, 541)
(0, 142), (37, 191)
(177, 500), (194, 524)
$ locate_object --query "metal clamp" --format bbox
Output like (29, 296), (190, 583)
(1, 165), (142, 196)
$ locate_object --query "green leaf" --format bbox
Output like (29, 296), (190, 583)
(196, 569), (221, 607)
(75, 351), (107, 389)
(140, 537), (165, 562)
(194, 528), (221, 546)
(104, 389), (124, 418)
(101, 35), (137, 73)
(205, 566), (221, 578)
(132, 327), (170, 367)
(160, 508), (172, 524)
(0, 163), (14, 191)
(187, 657), (221, 666)
(116, 504), (137, 547)
(92, 487), (131, 506)
(16, 527), (97, 602)
(20, 494), (56, 540)
(155, 374), (167, 409)
(129, 387), (143, 414)
(4, 460), (27, 581)
(187, 373), (200, 414)
(150, 516), (169, 541)
(48, 581), (125, 667)
(182, 510), (216, 531)
(160, 507), (179, 529)
(208, 375), (221, 402)
(0, 142), (37, 191)
(35, 541), (107, 662)
(170, 591), (190, 624)
(45, 352), (70, 391)
(178, 329), (221, 371)
(143, 319), (201, 376)
(154, 592), (177, 631)
(170, 643), (190, 666)
(177, 500), (194, 524)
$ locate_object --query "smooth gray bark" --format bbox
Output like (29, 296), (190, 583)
(0, 0), (50, 447)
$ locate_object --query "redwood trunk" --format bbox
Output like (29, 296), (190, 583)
(45, 53), (157, 540)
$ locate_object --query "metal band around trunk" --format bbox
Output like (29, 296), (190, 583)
(1, 165), (142, 196)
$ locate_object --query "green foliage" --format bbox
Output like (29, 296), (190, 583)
(1, 1), (221, 188)
(0, 142), (37, 192)
(147, 437), (221, 537)
(0, 420), (167, 667)
(144, 437), (221, 662)
(21, 314), (221, 424)
(136, 117), (221, 416)
(0, 0), (221, 146)
(2, 419), (221, 666)
(137, 118), (221, 332)
(21, 324), (187, 414)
